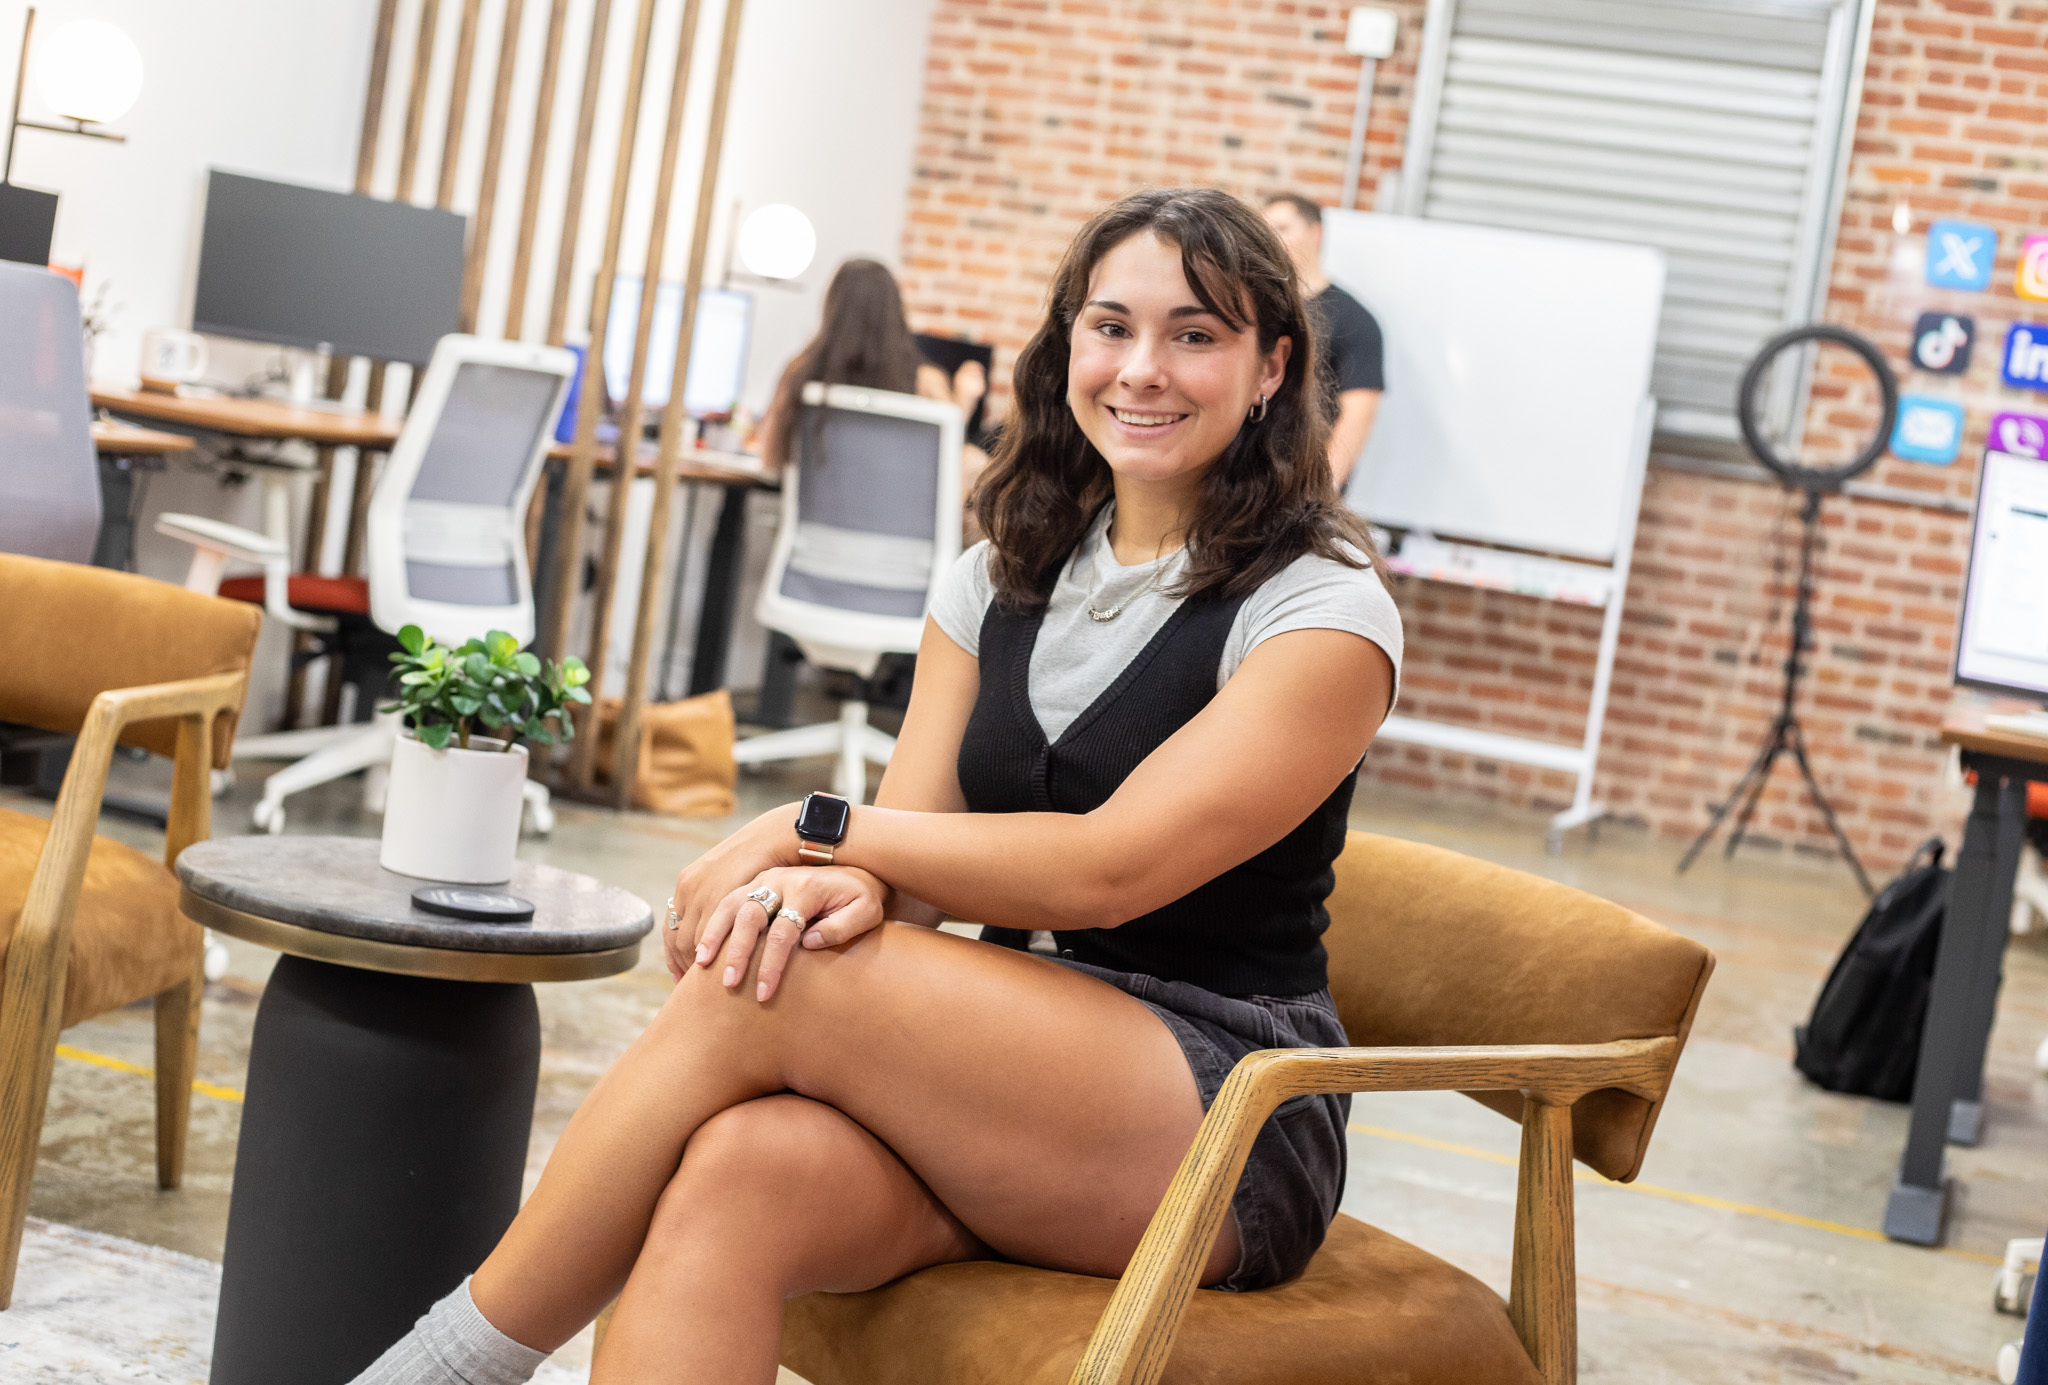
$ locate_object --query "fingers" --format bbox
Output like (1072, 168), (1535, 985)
(754, 908), (807, 1002)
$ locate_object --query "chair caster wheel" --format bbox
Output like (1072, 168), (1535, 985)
(252, 799), (285, 834)
(1999, 1340), (2022, 1384)
(525, 802), (555, 836)
(210, 767), (236, 797)
(204, 939), (231, 983)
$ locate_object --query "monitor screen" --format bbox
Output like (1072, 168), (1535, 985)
(191, 170), (465, 366)
(602, 278), (751, 418)
(1955, 447), (2048, 700)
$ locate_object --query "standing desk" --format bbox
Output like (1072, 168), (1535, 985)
(90, 420), (193, 571)
(1884, 705), (2048, 1244)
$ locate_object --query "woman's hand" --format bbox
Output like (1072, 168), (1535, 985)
(950, 359), (987, 415)
(686, 866), (890, 1001)
(664, 805), (803, 979)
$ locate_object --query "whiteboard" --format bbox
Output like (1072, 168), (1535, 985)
(1324, 213), (1665, 563)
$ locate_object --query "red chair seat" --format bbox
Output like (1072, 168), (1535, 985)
(217, 573), (370, 616)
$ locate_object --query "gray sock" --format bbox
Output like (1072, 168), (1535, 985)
(348, 1277), (548, 1385)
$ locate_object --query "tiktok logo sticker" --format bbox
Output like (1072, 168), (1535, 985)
(1911, 313), (1974, 374)
(1989, 411), (2048, 458)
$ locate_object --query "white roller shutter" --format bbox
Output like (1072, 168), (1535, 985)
(1395, 0), (1873, 439)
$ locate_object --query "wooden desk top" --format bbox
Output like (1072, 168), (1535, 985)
(91, 384), (404, 449)
(546, 437), (774, 486)
(1941, 704), (2048, 764)
(91, 420), (194, 456)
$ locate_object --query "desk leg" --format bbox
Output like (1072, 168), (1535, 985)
(1947, 776), (2029, 1145)
(209, 956), (539, 1385)
(1885, 770), (2012, 1243)
(689, 485), (750, 696)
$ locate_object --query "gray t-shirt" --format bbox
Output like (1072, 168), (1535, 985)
(930, 508), (1403, 743)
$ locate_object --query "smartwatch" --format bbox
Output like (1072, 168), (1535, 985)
(794, 791), (852, 865)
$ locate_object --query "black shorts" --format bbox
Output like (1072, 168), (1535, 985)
(1050, 958), (1350, 1292)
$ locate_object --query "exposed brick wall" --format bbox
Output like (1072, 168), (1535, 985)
(901, 0), (2046, 872)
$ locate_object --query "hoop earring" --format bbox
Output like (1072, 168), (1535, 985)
(1247, 393), (1268, 422)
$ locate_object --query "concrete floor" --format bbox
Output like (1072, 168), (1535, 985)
(11, 747), (2044, 1382)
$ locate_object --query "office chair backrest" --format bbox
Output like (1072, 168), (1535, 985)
(366, 335), (576, 647)
(0, 263), (100, 563)
(755, 382), (964, 660)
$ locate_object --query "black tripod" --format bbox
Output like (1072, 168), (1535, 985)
(1677, 324), (1896, 897)
(1677, 487), (1872, 895)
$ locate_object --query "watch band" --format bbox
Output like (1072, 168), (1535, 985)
(796, 841), (835, 866)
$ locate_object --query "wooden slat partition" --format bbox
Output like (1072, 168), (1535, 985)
(437, 0), (486, 209)
(571, 0), (708, 794)
(547, 0), (617, 348)
(501, 0), (566, 340)
(395, 0), (442, 203)
(611, 0), (747, 804)
(460, 0), (525, 333)
(557, 0), (662, 780)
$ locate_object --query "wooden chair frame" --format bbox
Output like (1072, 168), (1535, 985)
(1067, 1034), (1680, 1385)
(0, 670), (247, 1307)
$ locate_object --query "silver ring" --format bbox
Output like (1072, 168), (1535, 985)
(665, 908), (679, 931)
(774, 906), (805, 927)
(745, 885), (781, 918)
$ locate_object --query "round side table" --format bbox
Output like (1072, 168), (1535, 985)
(177, 836), (651, 1385)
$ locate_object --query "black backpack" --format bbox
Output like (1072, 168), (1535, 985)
(1793, 837), (1949, 1102)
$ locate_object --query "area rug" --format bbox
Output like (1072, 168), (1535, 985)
(0, 1218), (593, 1383)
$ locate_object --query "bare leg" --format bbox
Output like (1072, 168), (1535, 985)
(594, 1094), (983, 1381)
(470, 924), (1239, 1351)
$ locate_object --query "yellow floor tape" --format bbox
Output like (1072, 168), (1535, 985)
(56, 1043), (245, 1104)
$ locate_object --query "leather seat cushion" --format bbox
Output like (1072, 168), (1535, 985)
(781, 1213), (1542, 1385)
(0, 808), (199, 1027)
(218, 573), (370, 616)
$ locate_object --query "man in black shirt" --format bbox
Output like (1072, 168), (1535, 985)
(1263, 193), (1384, 488)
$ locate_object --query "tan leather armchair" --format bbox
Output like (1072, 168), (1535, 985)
(782, 831), (1716, 1385)
(0, 553), (259, 1307)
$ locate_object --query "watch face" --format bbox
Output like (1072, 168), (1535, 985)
(796, 793), (851, 843)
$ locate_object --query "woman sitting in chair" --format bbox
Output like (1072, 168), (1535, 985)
(354, 186), (1401, 1384)
(757, 255), (992, 491)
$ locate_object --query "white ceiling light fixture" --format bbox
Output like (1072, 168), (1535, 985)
(736, 204), (816, 282)
(35, 17), (145, 125)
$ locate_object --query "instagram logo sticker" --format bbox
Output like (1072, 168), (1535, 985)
(2018, 234), (2048, 301)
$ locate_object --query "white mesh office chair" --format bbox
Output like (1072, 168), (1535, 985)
(736, 382), (963, 801)
(0, 262), (99, 562)
(157, 335), (576, 834)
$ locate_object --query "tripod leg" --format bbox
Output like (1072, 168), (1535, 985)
(1678, 719), (1786, 875)
(1786, 722), (1874, 896)
(1723, 718), (1791, 860)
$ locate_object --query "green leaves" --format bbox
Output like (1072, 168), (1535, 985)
(381, 627), (589, 755)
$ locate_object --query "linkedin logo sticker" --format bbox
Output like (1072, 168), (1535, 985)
(1989, 411), (2048, 458)
(1889, 395), (1966, 465)
(1911, 313), (1974, 373)
(2002, 323), (2048, 390)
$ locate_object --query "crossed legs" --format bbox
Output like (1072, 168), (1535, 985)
(468, 922), (1240, 1381)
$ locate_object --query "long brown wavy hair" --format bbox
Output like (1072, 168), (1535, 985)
(974, 186), (1379, 607)
(765, 257), (927, 453)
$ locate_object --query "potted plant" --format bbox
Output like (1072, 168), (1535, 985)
(378, 625), (591, 884)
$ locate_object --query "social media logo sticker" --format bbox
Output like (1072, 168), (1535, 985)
(1890, 395), (1966, 464)
(1926, 219), (1997, 291)
(2002, 323), (2048, 390)
(1989, 411), (2048, 458)
(2018, 235), (2048, 301)
(1911, 312), (1974, 373)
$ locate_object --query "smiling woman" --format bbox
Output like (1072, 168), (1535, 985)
(347, 188), (1403, 1385)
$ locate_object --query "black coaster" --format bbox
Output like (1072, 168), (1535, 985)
(410, 886), (536, 923)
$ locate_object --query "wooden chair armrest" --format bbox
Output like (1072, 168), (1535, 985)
(1, 671), (246, 1056)
(1068, 1037), (1675, 1385)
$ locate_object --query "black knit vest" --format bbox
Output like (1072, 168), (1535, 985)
(958, 581), (1355, 996)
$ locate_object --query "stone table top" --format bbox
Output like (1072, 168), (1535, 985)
(176, 836), (652, 956)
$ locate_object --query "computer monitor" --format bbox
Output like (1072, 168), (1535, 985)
(0, 183), (58, 266)
(1955, 447), (2048, 701)
(191, 169), (465, 366)
(914, 332), (994, 437)
(602, 278), (752, 419)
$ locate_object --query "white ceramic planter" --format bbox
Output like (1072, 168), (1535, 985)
(380, 733), (529, 884)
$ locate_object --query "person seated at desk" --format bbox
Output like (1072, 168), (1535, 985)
(348, 185), (1399, 1384)
(1262, 193), (1384, 489)
(757, 256), (991, 499)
